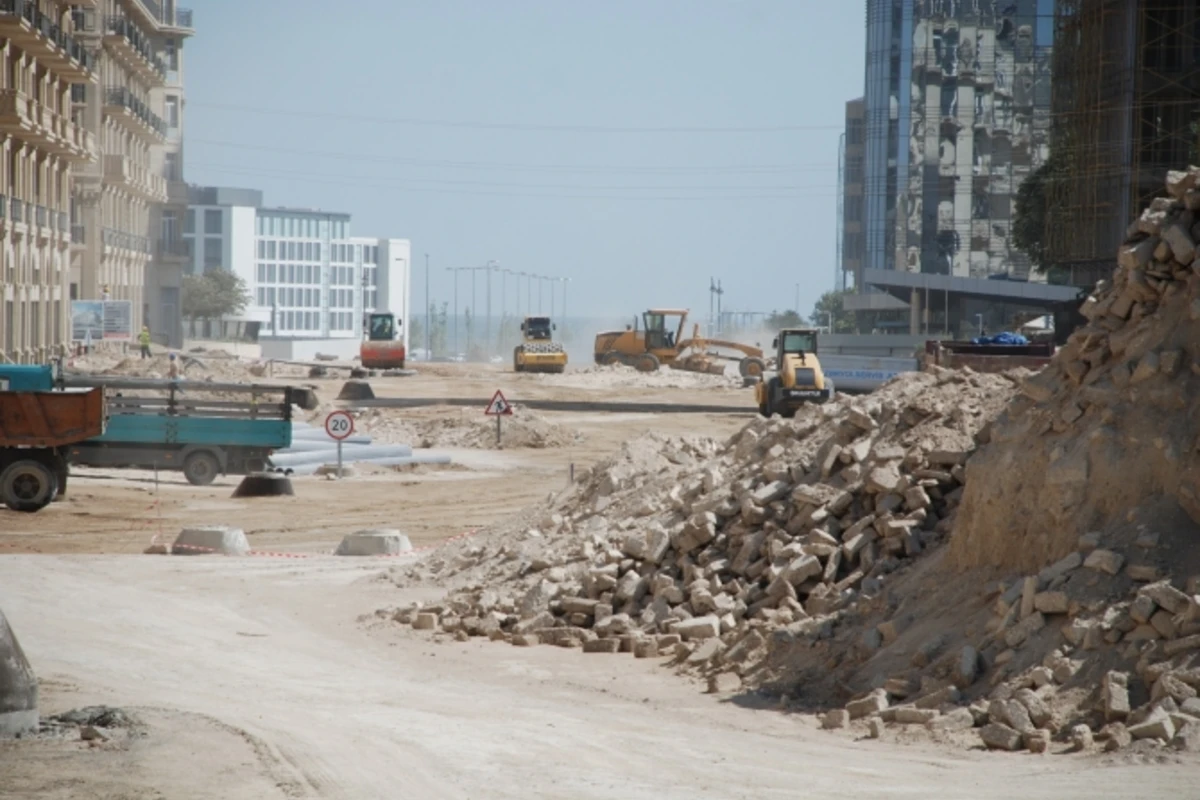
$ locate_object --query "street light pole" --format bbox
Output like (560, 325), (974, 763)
(470, 268), (477, 354)
(445, 267), (459, 355)
(424, 252), (430, 357)
(485, 260), (497, 358)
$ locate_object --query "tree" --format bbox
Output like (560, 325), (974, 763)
(1013, 151), (1068, 273)
(182, 270), (249, 320)
(765, 309), (805, 330)
(808, 290), (855, 333)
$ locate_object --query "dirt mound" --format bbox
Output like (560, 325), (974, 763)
(953, 172), (1200, 573)
(357, 406), (584, 450)
(70, 351), (309, 383)
(548, 363), (743, 390)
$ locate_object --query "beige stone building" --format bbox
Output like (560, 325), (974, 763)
(0, 0), (97, 363)
(71, 0), (193, 349)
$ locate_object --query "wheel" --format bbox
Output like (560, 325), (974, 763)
(765, 377), (783, 418)
(739, 356), (766, 379)
(635, 353), (660, 373)
(513, 346), (523, 372)
(183, 451), (220, 486)
(1, 459), (59, 513)
(602, 352), (623, 367)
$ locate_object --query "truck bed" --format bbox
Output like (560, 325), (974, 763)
(0, 387), (106, 448)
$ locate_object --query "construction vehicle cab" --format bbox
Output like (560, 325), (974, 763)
(514, 316), (568, 373)
(361, 312), (406, 370)
(755, 327), (833, 418)
(594, 308), (765, 376)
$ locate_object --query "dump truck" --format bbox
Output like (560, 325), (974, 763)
(754, 327), (834, 418)
(58, 372), (318, 486)
(0, 365), (106, 512)
(513, 316), (568, 373)
(361, 312), (406, 370)
(594, 308), (766, 378)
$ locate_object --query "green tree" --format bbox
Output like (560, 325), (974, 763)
(1012, 152), (1067, 273)
(808, 290), (855, 333)
(764, 309), (805, 330)
(182, 270), (249, 320)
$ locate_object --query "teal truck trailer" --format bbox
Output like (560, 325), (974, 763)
(0, 364), (318, 487)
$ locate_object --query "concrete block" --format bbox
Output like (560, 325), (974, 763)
(0, 608), (37, 738)
(334, 529), (414, 556)
(172, 525), (250, 556)
(582, 638), (621, 654)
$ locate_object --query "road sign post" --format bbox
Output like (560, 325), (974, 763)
(324, 410), (355, 478)
(484, 389), (514, 446)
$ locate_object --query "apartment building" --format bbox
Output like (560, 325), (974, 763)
(0, 0), (98, 363)
(183, 186), (412, 361)
(70, 0), (193, 348)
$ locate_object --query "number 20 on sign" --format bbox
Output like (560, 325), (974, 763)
(325, 411), (354, 478)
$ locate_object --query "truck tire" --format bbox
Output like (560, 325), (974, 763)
(601, 352), (623, 367)
(183, 451), (220, 486)
(739, 356), (766, 379)
(1, 460), (59, 513)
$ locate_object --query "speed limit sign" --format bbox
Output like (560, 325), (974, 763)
(324, 410), (354, 441)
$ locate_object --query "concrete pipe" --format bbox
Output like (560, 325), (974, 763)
(0, 607), (38, 737)
(268, 444), (414, 468)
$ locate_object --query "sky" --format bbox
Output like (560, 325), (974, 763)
(184, 0), (867, 323)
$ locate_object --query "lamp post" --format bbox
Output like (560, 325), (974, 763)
(485, 259), (498, 358)
(562, 277), (570, 326)
(445, 267), (461, 355)
(424, 253), (430, 358)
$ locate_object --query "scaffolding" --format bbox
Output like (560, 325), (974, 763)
(1047, 0), (1200, 286)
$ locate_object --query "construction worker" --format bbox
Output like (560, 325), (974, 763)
(138, 325), (152, 359)
(167, 352), (180, 381)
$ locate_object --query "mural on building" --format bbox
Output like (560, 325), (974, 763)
(897, 0), (1053, 279)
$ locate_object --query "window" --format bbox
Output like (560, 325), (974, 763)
(267, 287), (276, 305)
(161, 210), (177, 242)
(267, 241), (276, 259)
(165, 37), (178, 71)
(184, 209), (195, 234)
(203, 237), (221, 267)
(165, 96), (180, 129)
(256, 216), (264, 236)
(257, 264), (266, 282)
(164, 152), (179, 181)
(256, 288), (265, 305)
(258, 240), (265, 259)
(268, 264), (276, 282)
(204, 209), (222, 234)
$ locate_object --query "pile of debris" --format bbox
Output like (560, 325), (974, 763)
(550, 363), (744, 391)
(356, 406), (585, 450)
(386, 368), (1020, 691)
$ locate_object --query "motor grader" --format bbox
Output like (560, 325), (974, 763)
(593, 308), (766, 378)
(754, 327), (834, 418)
(513, 316), (568, 373)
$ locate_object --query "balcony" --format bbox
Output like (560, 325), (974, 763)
(103, 87), (166, 143)
(0, 0), (96, 83)
(102, 227), (151, 255)
(0, 89), (67, 154)
(161, 6), (192, 34)
(156, 236), (188, 261)
(120, 1), (193, 36)
(103, 16), (166, 85)
(104, 154), (168, 202)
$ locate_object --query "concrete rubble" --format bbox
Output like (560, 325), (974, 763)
(379, 165), (1200, 759)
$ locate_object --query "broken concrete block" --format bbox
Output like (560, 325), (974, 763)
(1005, 611), (1046, 648)
(1070, 724), (1094, 751)
(979, 723), (1023, 751)
(927, 707), (975, 732)
(1142, 581), (1191, 615)
(1103, 671), (1131, 721)
(1129, 708), (1176, 742)
(1084, 549), (1125, 576)
(582, 638), (621, 654)
(893, 707), (939, 724)
(674, 616), (721, 641)
(954, 645), (979, 688)
(1033, 591), (1069, 615)
(822, 709), (849, 729)
(846, 689), (889, 720)
(412, 613), (438, 631)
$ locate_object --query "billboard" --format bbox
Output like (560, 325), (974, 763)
(72, 300), (133, 341)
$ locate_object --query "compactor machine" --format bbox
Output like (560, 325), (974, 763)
(513, 316), (568, 373)
(754, 327), (834, 418)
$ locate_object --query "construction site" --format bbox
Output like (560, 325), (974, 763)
(6, 3), (1200, 799)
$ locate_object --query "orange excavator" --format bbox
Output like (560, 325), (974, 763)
(360, 312), (406, 370)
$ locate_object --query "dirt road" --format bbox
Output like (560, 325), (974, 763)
(5, 554), (1196, 800)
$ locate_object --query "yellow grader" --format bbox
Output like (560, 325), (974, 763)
(593, 308), (766, 379)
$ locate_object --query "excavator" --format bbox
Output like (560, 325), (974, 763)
(360, 312), (406, 370)
(754, 327), (834, 418)
(513, 316), (568, 373)
(593, 308), (766, 379)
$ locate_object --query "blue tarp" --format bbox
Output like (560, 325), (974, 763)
(971, 332), (1029, 346)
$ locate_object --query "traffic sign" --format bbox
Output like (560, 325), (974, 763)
(484, 389), (513, 417)
(324, 410), (355, 440)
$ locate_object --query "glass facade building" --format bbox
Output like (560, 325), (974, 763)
(862, 0), (1055, 280)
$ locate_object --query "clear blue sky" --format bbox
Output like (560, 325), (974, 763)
(185, 0), (866, 322)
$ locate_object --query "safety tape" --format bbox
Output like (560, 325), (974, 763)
(148, 527), (479, 559)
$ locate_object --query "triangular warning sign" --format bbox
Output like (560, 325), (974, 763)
(484, 389), (513, 416)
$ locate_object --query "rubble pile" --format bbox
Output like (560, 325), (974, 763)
(549, 363), (744, 391)
(356, 406), (585, 450)
(386, 368), (1020, 701)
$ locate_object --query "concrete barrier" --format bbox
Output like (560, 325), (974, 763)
(334, 529), (413, 556)
(172, 525), (251, 556)
(0, 607), (38, 737)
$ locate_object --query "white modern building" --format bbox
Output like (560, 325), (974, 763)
(182, 186), (410, 360)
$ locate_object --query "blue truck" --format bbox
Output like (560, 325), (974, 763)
(0, 363), (317, 489)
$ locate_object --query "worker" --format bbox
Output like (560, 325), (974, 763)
(167, 352), (180, 380)
(138, 326), (152, 359)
